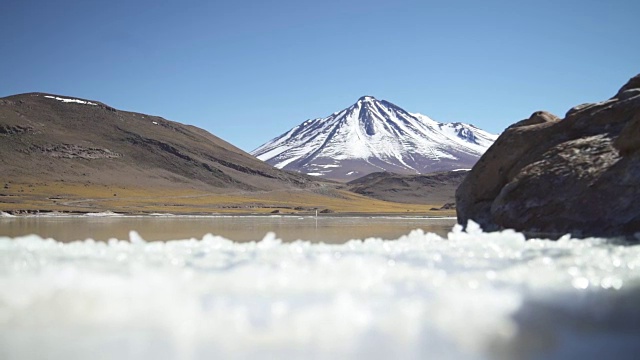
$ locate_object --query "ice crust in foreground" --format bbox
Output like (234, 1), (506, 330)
(1, 222), (639, 360)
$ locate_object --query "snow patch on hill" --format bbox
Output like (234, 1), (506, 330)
(44, 95), (97, 105)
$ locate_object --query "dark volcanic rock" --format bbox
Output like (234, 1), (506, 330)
(430, 202), (455, 211)
(456, 74), (640, 238)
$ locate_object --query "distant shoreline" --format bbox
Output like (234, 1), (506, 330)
(1, 210), (457, 219)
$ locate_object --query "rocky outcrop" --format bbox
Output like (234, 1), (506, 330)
(456, 74), (640, 238)
(33, 144), (122, 159)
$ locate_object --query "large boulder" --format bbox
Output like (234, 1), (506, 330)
(456, 74), (640, 238)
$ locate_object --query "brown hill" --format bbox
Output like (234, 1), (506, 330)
(0, 92), (317, 191)
(347, 171), (468, 205)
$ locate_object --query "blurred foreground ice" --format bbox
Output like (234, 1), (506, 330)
(1, 222), (639, 360)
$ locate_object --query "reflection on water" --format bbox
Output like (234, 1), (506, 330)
(0, 216), (458, 243)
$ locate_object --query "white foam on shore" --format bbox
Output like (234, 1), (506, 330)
(84, 211), (120, 217)
(0, 222), (639, 359)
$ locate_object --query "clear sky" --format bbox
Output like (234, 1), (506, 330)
(1, 0), (639, 152)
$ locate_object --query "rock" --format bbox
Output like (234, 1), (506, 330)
(615, 74), (640, 98)
(456, 74), (640, 238)
(440, 202), (456, 210)
(614, 112), (640, 156)
(33, 144), (123, 159)
(0, 124), (34, 135)
(506, 111), (560, 129)
(617, 89), (640, 101)
(431, 203), (456, 211)
(319, 209), (334, 214)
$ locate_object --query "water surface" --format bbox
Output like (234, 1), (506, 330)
(0, 215), (457, 243)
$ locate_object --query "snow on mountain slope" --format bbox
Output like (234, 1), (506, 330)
(252, 96), (498, 181)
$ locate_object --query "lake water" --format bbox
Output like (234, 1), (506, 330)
(1, 215), (639, 359)
(0, 214), (457, 243)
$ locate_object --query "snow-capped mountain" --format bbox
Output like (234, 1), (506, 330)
(251, 96), (498, 181)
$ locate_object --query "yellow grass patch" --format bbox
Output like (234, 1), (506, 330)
(0, 181), (455, 216)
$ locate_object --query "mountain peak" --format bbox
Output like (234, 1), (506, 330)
(357, 95), (377, 103)
(252, 98), (498, 181)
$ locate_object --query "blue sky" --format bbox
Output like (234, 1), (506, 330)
(1, 0), (639, 151)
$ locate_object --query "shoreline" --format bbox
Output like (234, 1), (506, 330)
(0, 209), (457, 219)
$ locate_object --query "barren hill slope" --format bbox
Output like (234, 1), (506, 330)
(347, 170), (468, 205)
(0, 93), (315, 192)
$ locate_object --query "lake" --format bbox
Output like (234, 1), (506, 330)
(0, 214), (458, 243)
